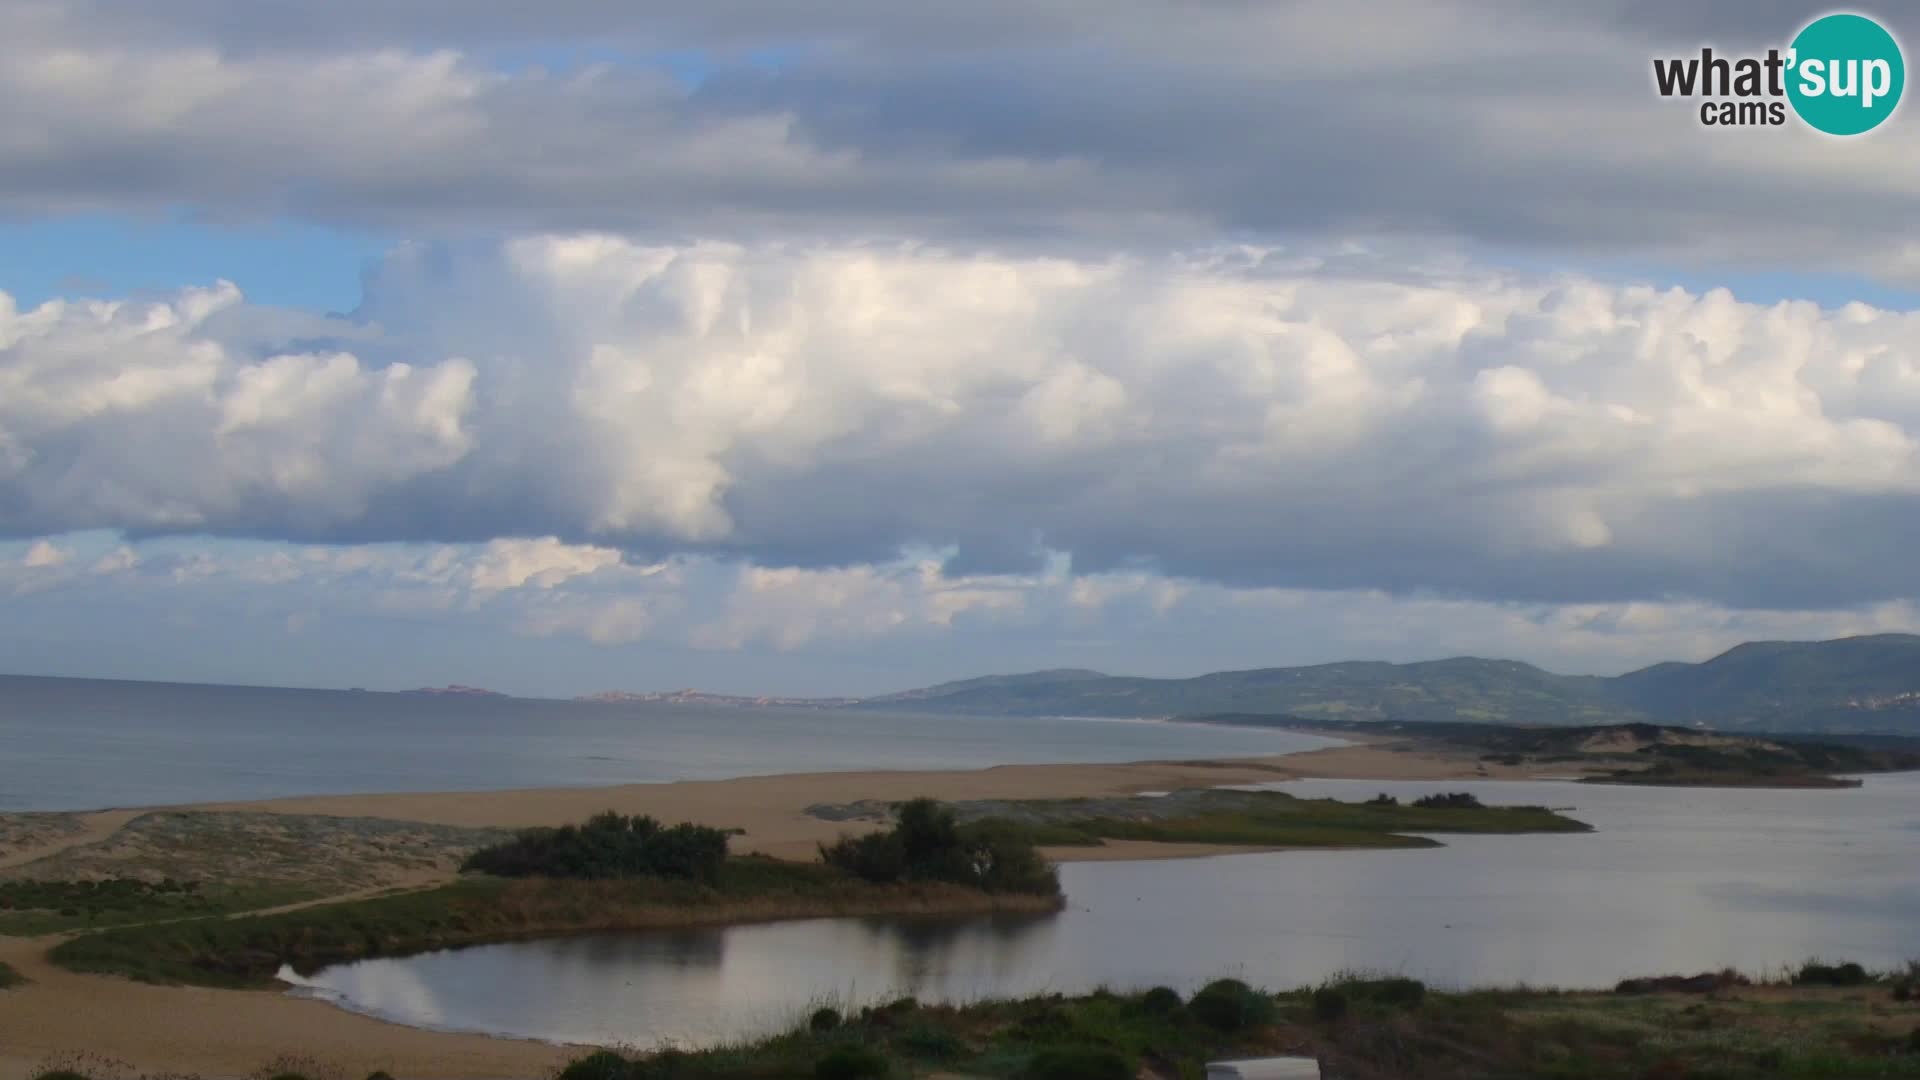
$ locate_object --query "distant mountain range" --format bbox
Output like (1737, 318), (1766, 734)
(578, 689), (863, 709)
(835, 634), (1920, 734)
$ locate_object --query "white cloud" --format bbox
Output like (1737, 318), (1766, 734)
(0, 283), (474, 534)
(23, 539), (69, 568)
(7, 240), (1920, 612)
(90, 546), (137, 574)
(466, 537), (623, 592)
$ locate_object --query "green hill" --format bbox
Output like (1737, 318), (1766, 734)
(1610, 634), (1920, 730)
(864, 634), (1920, 734)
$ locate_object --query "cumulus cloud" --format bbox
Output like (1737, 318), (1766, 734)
(0, 284), (475, 535)
(466, 537), (624, 592)
(22, 539), (68, 567)
(6, 239), (1920, 612)
(7, 1), (1920, 272)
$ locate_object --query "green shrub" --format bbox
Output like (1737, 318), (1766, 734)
(1792, 960), (1869, 987)
(1894, 981), (1913, 1003)
(1340, 976), (1426, 1008)
(32, 1072), (90, 1080)
(1138, 985), (1183, 1015)
(558, 1050), (634, 1080)
(1411, 792), (1483, 810)
(365, 1072), (395, 1080)
(1312, 986), (1350, 1023)
(1011, 1006), (1075, 1040)
(463, 812), (729, 883)
(1022, 1046), (1133, 1080)
(898, 1023), (966, 1060)
(1189, 978), (1276, 1032)
(819, 799), (1059, 896)
(818, 831), (907, 884)
(814, 1045), (889, 1080)
(810, 1007), (843, 1032)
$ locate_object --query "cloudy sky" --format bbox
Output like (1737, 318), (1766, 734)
(6, 1), (1920, 697)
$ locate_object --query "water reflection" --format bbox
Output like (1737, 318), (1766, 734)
(293, 773), (1920, 1049)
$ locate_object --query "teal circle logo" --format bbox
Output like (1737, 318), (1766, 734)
(1787, 13), (1904, 135)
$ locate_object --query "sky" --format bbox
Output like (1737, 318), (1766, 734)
(6, 1), (1920, 698)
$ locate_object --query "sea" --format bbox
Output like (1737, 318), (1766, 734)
(0, 674), (1333, 811)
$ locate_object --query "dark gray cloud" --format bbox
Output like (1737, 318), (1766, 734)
(5, 1), (1920, 274)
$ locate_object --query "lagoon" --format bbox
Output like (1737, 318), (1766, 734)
(289, 772), (1920, 1049)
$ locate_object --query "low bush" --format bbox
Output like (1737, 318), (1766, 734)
(819, 799), (1059, 896)
(1792, 960), (1869, 987)
(1338, 975), (1426, 1008)
(814, 1045), (888, 1080)
(1411, 793), (1484, 810)
(1615, 970), (1749, 995)
(1021, 1046), (1133, 1080)
(558, 1050), (633, 1080)
(1138, 985), (1184, 1015)
(809, 1007), (843, 1032)
(1312, 986), (1350, 1023)
(462, 812), (730, 883)
(1188, 978), (1275, 1032)
(897, 1023), (966, 1060)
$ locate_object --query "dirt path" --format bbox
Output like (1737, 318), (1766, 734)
(0, 810), (144, 871)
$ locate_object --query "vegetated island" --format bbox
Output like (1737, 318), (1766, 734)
(1191, 716), (1920, 789)
(809, 787), (1588, 853)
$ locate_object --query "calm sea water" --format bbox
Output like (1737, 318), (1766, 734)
(290, 773), (1920, 1048)
(0, 675), (1332, 811)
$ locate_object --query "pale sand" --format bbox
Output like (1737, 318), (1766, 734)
(0, 811), (143, 871)
(189, 740), (1554, 862)
(0, 739), (1571, 1080)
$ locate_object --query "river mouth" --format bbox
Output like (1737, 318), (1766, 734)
(288, 774), (1920, 1050)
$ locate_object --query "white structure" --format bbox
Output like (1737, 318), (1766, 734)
(1204, 1057), (1322, 1080)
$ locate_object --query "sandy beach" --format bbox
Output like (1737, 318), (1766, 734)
(0, 739), (1570, 1080)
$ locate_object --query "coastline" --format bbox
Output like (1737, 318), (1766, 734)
(0, 739), (1583, 1080)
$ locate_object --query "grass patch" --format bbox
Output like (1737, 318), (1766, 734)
(931, 788), (1591, 851)
(0, 879), (314, 936)
(48, 857), (1059, 988)
(0, 958), (25, 988)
